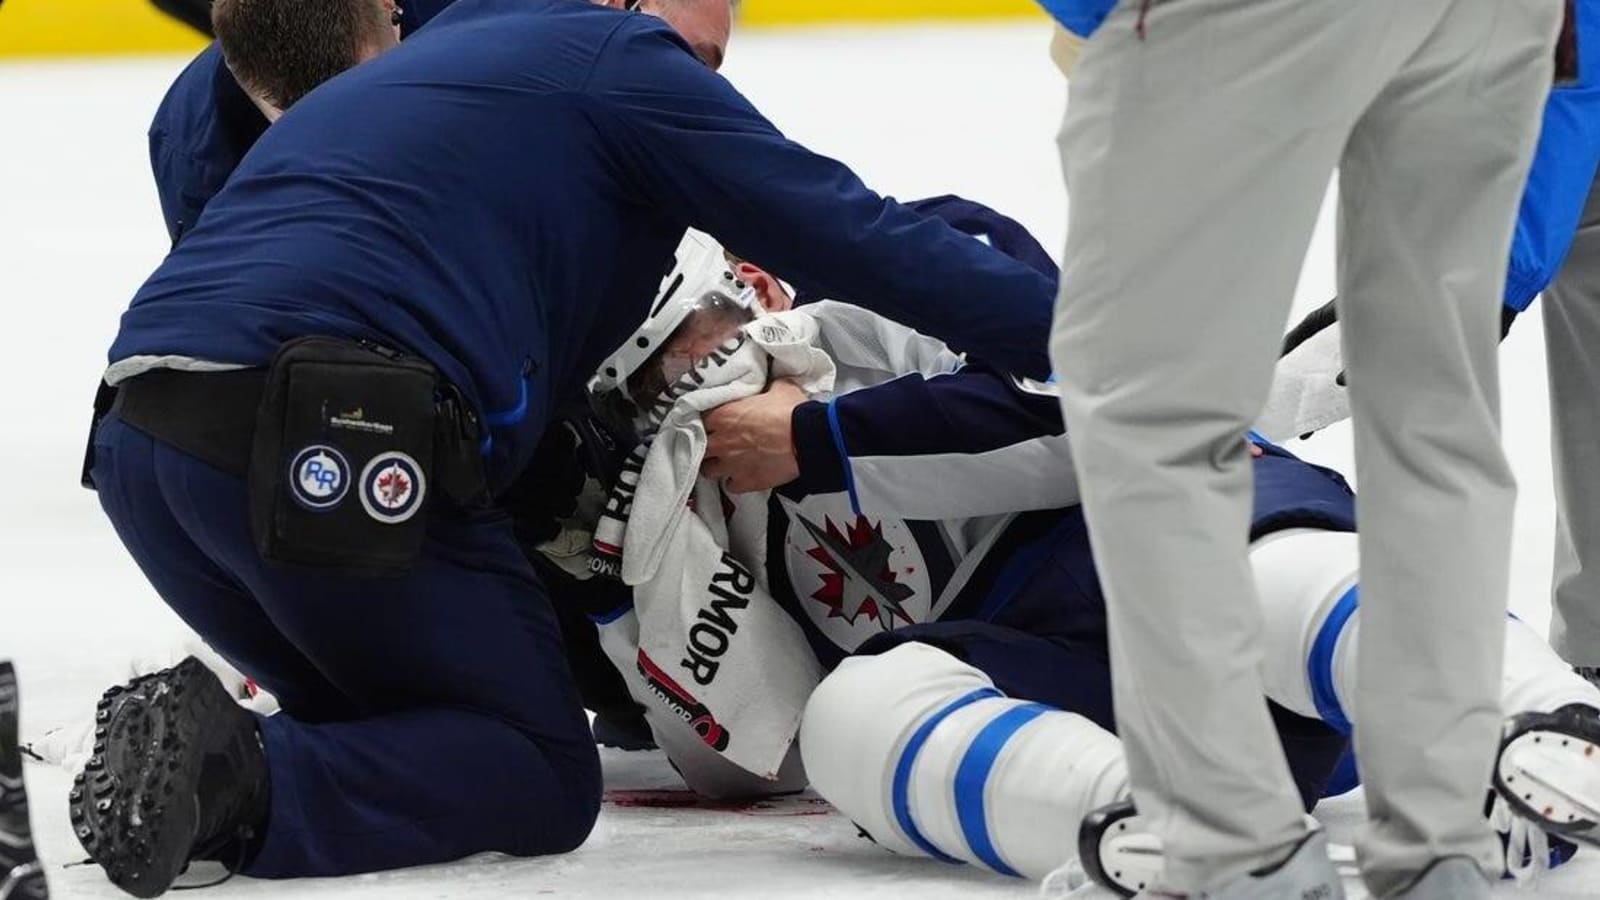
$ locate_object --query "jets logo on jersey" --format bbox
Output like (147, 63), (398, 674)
(288, 445), (350, 511)
(780, 495), (931, 651)
(359, 452), (426, 524)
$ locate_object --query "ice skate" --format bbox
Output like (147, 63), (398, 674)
(1, 663), (47, 900)
(1076, 800), (1161, 897)
(1493, 703), (1600, 850)
(70, 657), (268, 898)
(1074, 801), (1343, 899)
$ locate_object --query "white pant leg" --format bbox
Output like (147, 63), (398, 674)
(1333, 1), (1561, 889)
(1052, 0), (1446, 888)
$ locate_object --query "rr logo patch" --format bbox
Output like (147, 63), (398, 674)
(359, 452), (426, 524)
(288, 445), (350, 511)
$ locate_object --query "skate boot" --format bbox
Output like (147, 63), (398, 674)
(1, 663), (48, 900)
(70, 657), (269, 898)
(1492, 703), (1600, 850)
(1075, 800), (1344, 899)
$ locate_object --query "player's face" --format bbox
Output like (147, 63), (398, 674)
(628, 292), (754, 401)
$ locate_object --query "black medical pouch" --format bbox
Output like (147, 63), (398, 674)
(249, 337), (446, 576)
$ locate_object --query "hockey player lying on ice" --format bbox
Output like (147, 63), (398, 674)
(574, 222), (1600, 894)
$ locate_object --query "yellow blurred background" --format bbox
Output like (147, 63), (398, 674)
(0, 0), (1044, 58)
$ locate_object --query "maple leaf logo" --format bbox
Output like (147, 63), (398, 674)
(797, 512), (915, 631)
(376, 466), (411, 507)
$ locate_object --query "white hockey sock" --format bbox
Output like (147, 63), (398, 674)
(799, 642), (1129, 879)
(1251, 528), (1360, 729)
(1252, 529), (1600, 730)
(1501, 614), (1600, 716)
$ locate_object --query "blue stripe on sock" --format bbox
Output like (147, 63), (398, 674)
(1308, 584), (1359, 734)
(953, 703), (1051, 876)
(892, 687), (1000, 865)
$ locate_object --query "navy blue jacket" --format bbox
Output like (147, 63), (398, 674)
(113, 0), (1056, 490)
(147, 0), (454, 245)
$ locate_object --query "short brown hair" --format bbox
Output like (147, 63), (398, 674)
(212, 0), (390, 111)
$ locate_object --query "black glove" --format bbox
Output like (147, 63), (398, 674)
(503, 421), (587, 550)
(503, 408), (636, 568)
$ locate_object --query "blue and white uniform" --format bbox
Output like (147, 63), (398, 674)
(768, 301), (1357, 804)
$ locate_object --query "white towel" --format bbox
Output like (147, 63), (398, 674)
(593, 311), (834, 780)
(1255, 319), (1351, 442)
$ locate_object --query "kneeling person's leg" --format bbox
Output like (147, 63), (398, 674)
(218, 508), (603, 877)
(89, 419), (601, 884)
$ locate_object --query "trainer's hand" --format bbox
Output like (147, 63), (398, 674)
(702, 379), (807, 494)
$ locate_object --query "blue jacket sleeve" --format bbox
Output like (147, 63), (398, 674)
(788, 366), (1078, 520)
(584, 20), (1056, 378)
(1034, 0), (1119, 37)
(149, 45), (234, 244)
(1505, 1), (1600, 313)
(902, 195), (1060, 282)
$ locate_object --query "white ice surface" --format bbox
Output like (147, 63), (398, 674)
(0, 20), (1595, 899)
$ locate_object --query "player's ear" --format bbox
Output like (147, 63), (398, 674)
(734, 262), (791, 313)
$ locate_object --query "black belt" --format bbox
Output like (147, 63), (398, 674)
(93, 362), (488, 507)
(112, 368), (268, 479)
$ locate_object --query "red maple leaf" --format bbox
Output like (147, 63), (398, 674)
(377, 467), (410, 505)
(803, 514), (913, 628)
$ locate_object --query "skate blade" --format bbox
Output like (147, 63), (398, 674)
(1087, 823), (1364, 894)
(1094, 814), (1163, 896)
(1498, 729), (1600, 832)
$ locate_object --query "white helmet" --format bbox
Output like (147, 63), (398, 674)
(592, 229), (752, 399)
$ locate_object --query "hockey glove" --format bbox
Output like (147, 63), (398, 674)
(1257, 298), (1350, 442)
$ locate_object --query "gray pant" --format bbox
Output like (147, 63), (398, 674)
(1051, 0), (1560, 895)
(1547, 171), (1600, 669)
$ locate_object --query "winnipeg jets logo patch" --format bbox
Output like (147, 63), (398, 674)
(359, 452), (426, 524)
(780, 495), (931, 652)
(288, 445), (350, 511)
